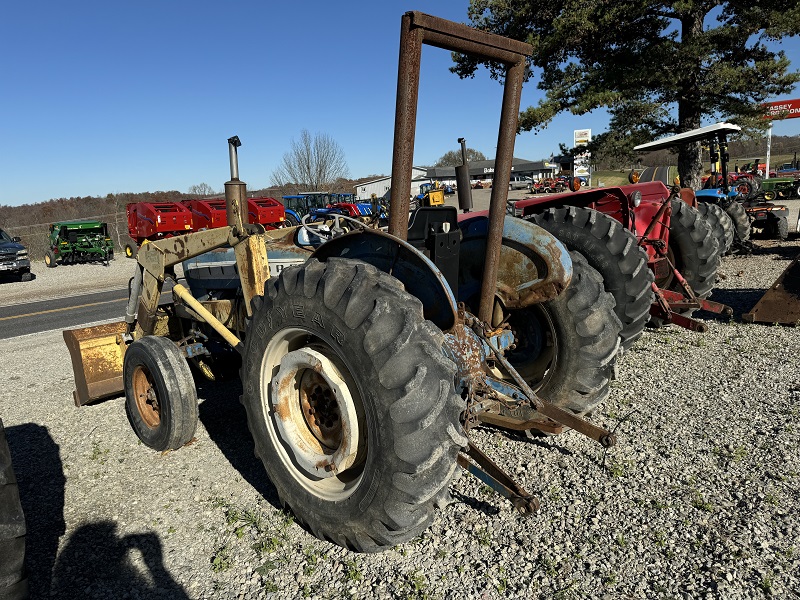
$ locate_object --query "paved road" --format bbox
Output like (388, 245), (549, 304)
(640, 166), (671, 185)
(0, 288), (129, 339)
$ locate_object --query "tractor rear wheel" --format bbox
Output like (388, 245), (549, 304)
(285, 213), (300, 227)
(0, 419), (28, 600)
(527, 206), (652, 351)
(240, 258), (465, 552)
(657, 200), (719, 301)
(697, 201), (734, 256)
(505, 251), (622, 416)
(123, 336), (198, 451)
(722, 200), (751, 243)
(44, 250), (57, 268)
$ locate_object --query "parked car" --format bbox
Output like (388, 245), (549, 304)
(0, 228), (31, 282)
(509, 175), (532, 190)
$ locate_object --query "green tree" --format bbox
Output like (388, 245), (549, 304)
(271, 130), (349, 192)
(453, 0), (800, 187)
(434, 147), (486, 166)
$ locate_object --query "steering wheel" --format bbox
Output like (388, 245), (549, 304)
(300, 212), (365, 241)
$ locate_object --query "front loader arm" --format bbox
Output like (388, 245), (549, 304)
(132, 225), (269, 338)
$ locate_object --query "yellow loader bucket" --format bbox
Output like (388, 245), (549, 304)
(63, 321), (128, 406)
(743, 253), (800, 326)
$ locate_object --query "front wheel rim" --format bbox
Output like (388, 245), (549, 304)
(132, 365), (160, 428)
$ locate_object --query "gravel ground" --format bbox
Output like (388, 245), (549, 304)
(1, 234), (799, 599)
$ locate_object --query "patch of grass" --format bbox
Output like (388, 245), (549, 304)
(407, 570), (429, 597)
(602, 571), (618, 586)
(540, 556), (558, 578)
(653, 530), (666, 548)
(760, 572), (774, 594)
(607, 461), (626, 478)
(252, 536), (283, 556)
(210, 543), (233, 572)
(89, 441), (109, 464)
(476, 527), (492, 547)
(615, 533), (628, 548)
(495, 566), (508, 594)
(344, 558), (362, 582)
(691, 491), (715, 513)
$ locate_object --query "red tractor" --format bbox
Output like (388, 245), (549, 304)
(509, 180), (730, 349)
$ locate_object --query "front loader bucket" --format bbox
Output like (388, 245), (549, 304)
(742, 253), (800, 325)
(63, 321), (128, 406)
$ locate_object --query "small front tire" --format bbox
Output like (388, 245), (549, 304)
(44, 250), (57, 268)
(123, 336), (198, 451)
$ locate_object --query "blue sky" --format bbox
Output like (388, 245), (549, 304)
(2, 1), (800, 207)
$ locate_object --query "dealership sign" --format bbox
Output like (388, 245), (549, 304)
(573, 129), (591, 177)
(765, 99), (800, 120)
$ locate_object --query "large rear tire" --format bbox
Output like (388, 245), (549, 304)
(527, 206), (652, 350)
(240, 258), (465, 552)
(0, 418), (28, 600)
(722, 200), (751, 243)
(697, 201), (734, 256)
(505, 252), (622, 416)
(656, 200), (719, 307)
(123, 336), (199, 451)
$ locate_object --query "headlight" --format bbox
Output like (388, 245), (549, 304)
(506, 201), (515, 215)
(16, 250), (27, 259)
(629, 190), (642, 208)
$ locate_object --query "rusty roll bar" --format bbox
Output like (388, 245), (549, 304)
(388, 11), (532, 324)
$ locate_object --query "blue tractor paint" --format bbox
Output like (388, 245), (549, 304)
(457, 213), (572, 310)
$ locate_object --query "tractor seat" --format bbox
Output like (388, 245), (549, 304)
(406, 206), (459, 249)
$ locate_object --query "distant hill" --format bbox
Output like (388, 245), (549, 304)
(0, 175), (387, 260)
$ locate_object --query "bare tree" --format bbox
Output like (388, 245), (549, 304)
(187, 183), (215, 196)
(271, 130), (349, 191)
(435, 148), (486, 167)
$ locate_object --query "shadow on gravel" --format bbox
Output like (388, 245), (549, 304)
(706, 288), (772, 320)
(6, 423), (65, 598)
(195, 377), (282, 511)
(450, 490), (501, 517)
(50, 522), (189, 600)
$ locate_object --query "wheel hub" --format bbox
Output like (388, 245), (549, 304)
(299, 370), (342, 449)
(271, 347), (360, 479)
(132, 366), (160, 428)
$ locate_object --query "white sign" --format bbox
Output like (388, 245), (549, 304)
(573, 129), (592, 177)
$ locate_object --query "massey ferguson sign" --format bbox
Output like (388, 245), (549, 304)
(765, 99), (800, 120)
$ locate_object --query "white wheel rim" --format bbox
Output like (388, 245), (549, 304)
(260, 328), (366, 501)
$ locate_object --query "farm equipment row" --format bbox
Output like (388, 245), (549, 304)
(124, 196), (285, 257)
(58, 11), (800, 558)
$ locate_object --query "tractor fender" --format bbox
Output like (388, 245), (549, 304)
(311, 229), (458, 331)
(457, 213), (572, 311)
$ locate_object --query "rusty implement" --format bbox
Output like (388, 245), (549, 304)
(63, 321), (128, 406)
(743, 253), (800, 325)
